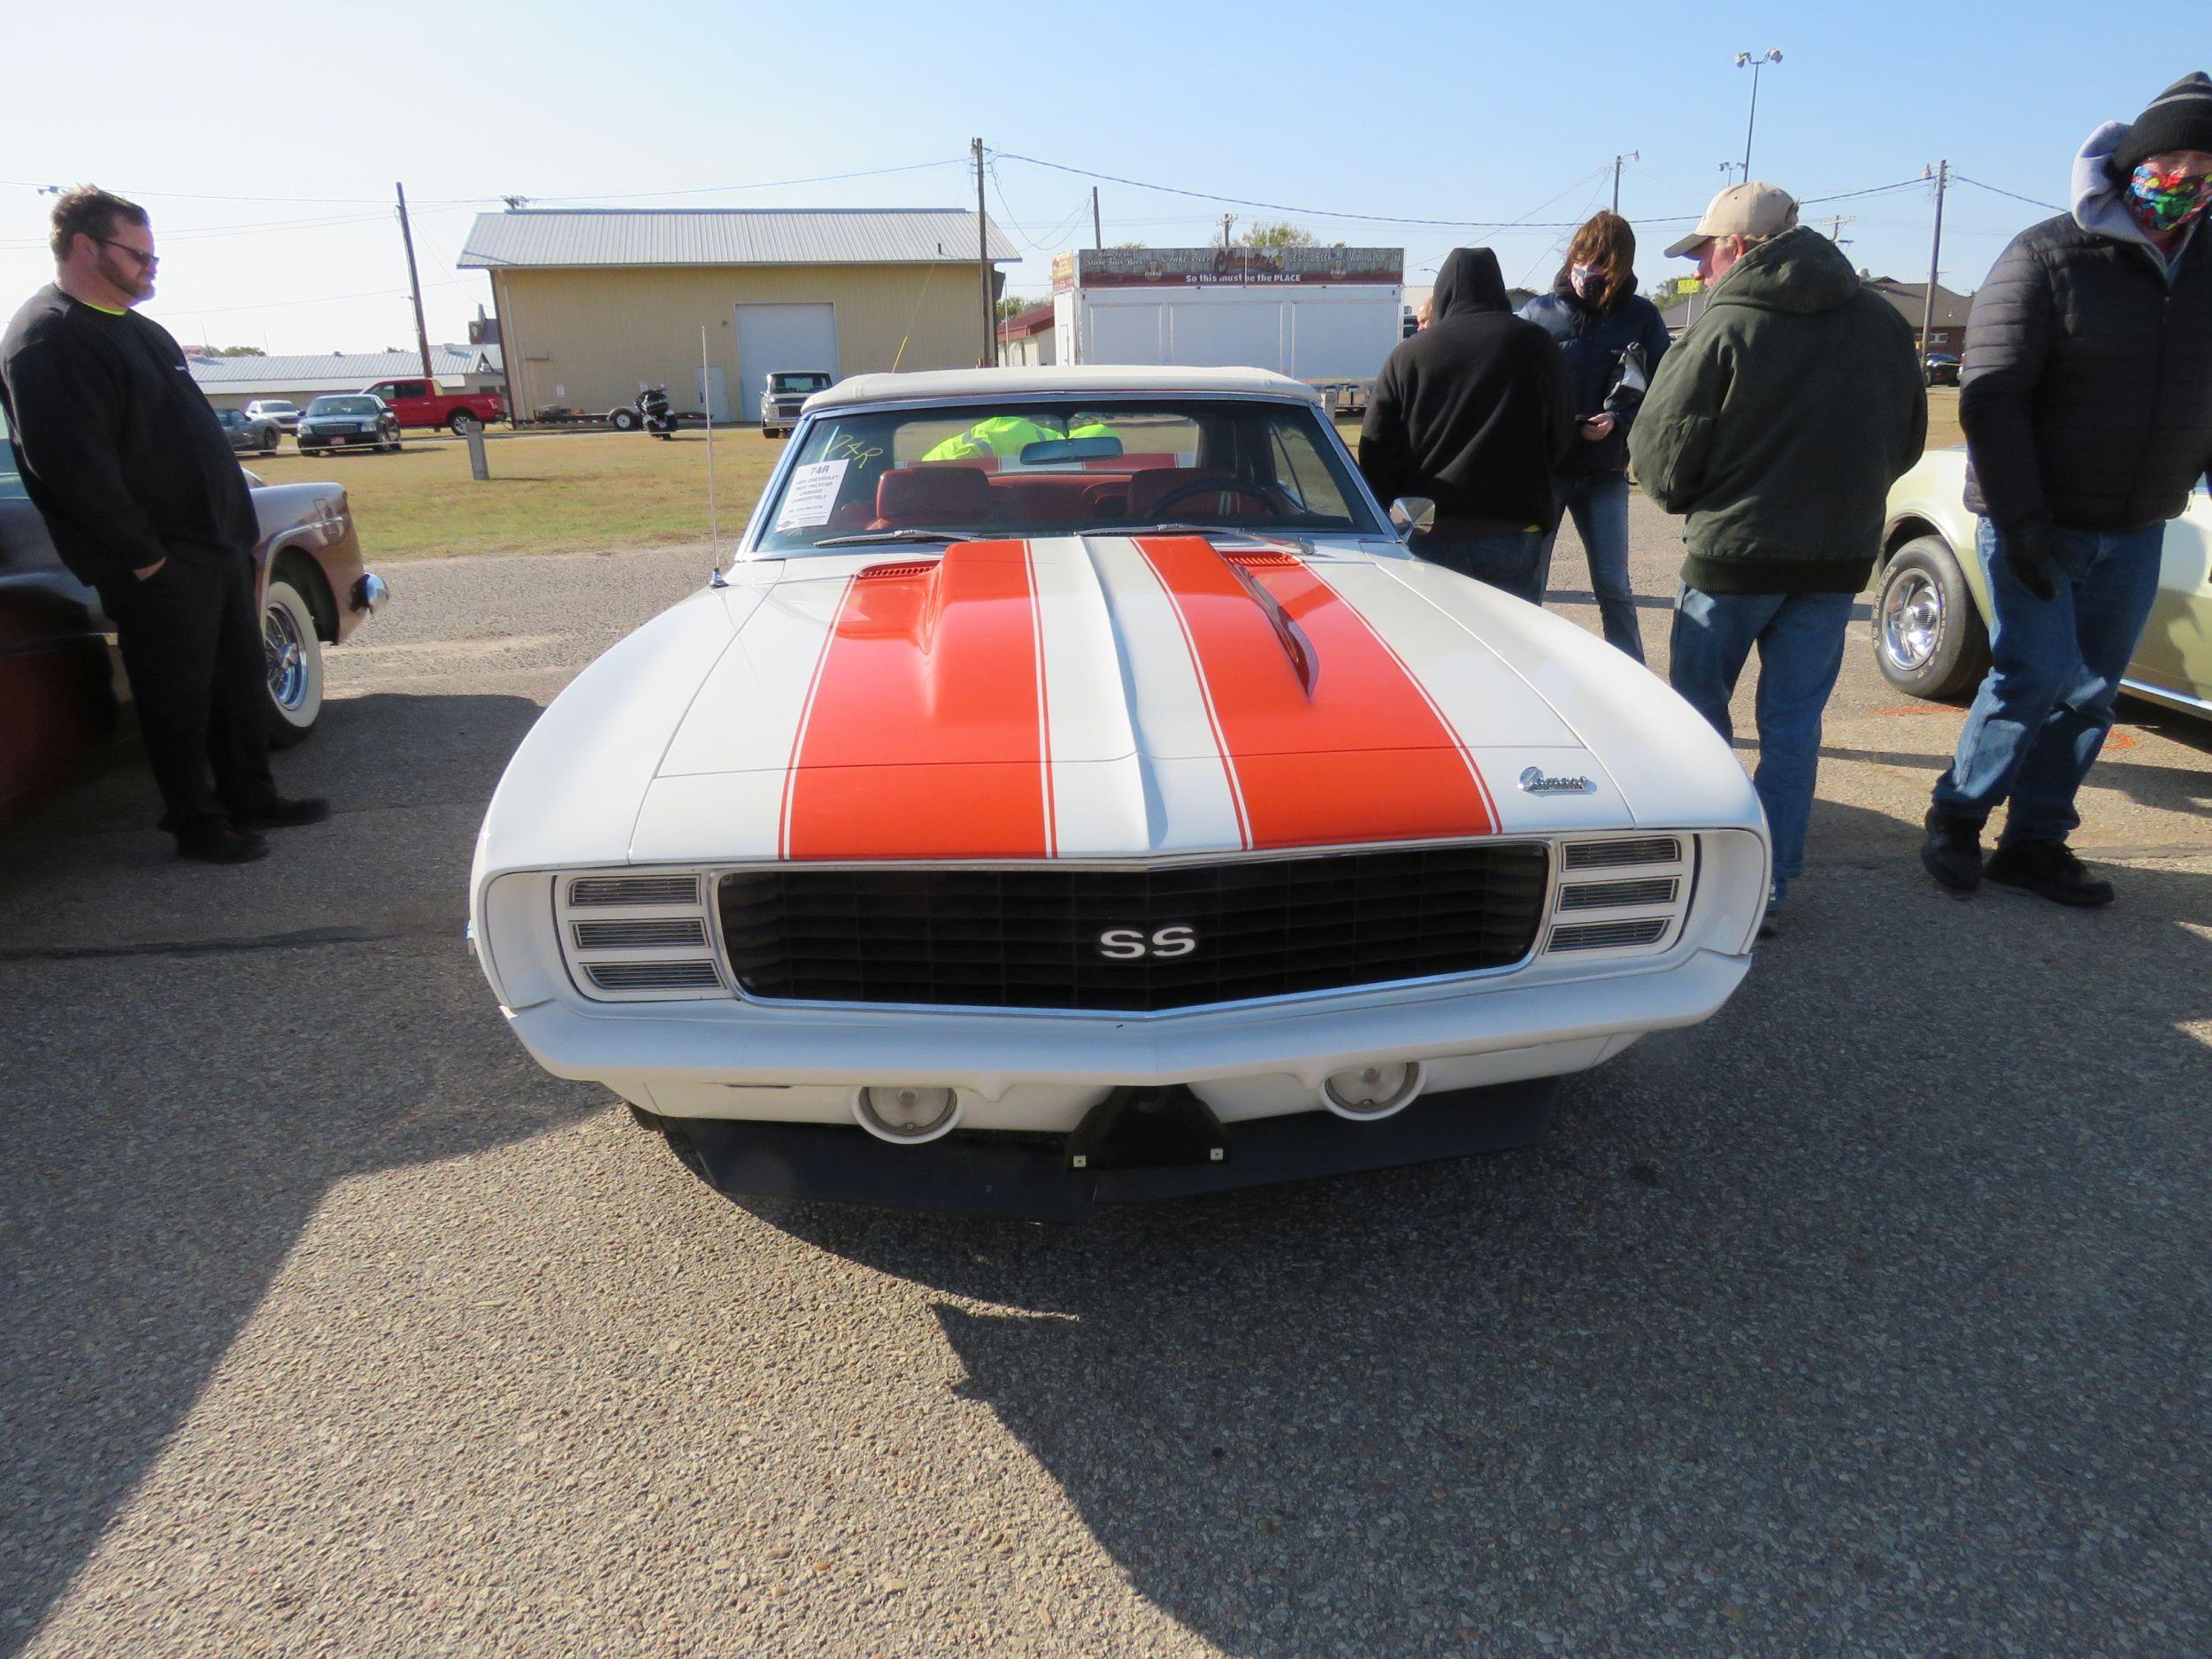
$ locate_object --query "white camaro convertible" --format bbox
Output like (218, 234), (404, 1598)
(472, 367), (1770, 1217)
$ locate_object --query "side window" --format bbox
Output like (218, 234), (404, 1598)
(402, 380), (430, 399)
(1269, 421), (1351, 519)
(366, 383), (394, 401)
(0, 410), (26, 501)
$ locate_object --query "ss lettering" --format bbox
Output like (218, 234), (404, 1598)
(1096, 926), (1198, 960)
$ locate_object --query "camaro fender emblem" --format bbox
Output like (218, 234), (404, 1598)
(1518, 766), (1595, 795)
(1097, 926), (1198, 960)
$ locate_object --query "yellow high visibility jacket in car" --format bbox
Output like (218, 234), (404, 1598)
(920, 416), (1064, 462)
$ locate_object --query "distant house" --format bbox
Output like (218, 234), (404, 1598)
(1659, 273), (1973, 351)
(189, 345), (503, 412)
(996, 303), (1056, 367)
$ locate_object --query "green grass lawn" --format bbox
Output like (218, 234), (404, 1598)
(247, 427), (788, 561)
(264, 407), (1957, 565)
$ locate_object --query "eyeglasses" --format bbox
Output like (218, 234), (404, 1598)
(96, 238), (159, 271)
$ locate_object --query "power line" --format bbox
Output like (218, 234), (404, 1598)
(524, 157), (971, 205)
(1952, 174), (2064, 212)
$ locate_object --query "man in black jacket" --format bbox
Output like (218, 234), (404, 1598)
(1358, 247), (1572, 601)
(1924, 74), (2212, 907)
(1, 186), (326, 863)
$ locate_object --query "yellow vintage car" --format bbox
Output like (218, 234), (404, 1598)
(1876, 448), (2212, 720)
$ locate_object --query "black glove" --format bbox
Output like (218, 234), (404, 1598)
(2000, 516), (2061, 603)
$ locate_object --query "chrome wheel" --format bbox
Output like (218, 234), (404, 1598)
(1881, 566), (1944, 673)
(265, 595), (310, 713)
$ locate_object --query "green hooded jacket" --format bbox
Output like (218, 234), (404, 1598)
(1628, 226), (1927, 594)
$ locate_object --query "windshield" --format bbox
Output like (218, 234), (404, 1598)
(308, 397), (379, 417)
(217, 409), (245, 426)
(771, 373), (833, 394)
(753, 398), (1380, 553)
(257, 401), (297, 413)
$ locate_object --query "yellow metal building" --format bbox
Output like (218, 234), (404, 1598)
(457, 208), (1018, 424)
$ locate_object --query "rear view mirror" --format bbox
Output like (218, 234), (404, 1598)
(1388, 496), (1435, 539)
(1019, 435), (1124, 465)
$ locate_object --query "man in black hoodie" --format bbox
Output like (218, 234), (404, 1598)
(1358, 248), (1573, 601)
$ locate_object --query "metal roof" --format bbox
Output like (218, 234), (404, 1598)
(457, 208), (1018, 270)
(807, 365), (1322, 413)
(187, 344), (498, 393)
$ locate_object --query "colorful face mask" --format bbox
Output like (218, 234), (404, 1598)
(2126, 162), (2212, 234)
(1570, 263), (1604, 300)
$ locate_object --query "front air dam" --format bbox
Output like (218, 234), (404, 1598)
(664, 1075), (1561, 1223)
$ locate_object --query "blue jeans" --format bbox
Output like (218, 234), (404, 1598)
(1931, 517), (2164, 844)
(1669, 586), (1855, 900)
(1410, 528), (1547, 603)
(1536, 472), (1644, 662)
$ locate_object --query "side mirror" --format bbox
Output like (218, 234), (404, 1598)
(1388, 496), (1435, 540)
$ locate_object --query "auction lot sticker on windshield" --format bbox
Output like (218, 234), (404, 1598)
(775, 459), (849, 530)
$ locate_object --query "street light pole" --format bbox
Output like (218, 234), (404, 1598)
(1733, 49), (1783, 179)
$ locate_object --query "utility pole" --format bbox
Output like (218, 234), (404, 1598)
(1092, 186), (1102, 251)
(1733, 49), (1783, 179)
(1611, 151), (1640, 213)
(395, 182), (434, 381)
(972, 138), (994, 367)
(1922, 160), (1949, 361)
(1220, 212), (1235, 250)
(1823, 214), (1855, 244)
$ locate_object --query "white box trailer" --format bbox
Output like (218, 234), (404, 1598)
(1050, 247), (1403, 394)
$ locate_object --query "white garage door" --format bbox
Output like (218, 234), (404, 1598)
(733, 303), (839, 421)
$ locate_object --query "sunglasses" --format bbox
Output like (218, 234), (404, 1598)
(96, 237), (159, 271)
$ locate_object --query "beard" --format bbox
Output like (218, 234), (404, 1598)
(97, 247), (155, 303)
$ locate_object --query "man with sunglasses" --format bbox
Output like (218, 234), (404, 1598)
(1, 185), (325, 863)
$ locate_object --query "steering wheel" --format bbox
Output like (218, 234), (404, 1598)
(1142, 476), (1298, 520)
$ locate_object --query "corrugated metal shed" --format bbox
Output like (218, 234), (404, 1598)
(188, 344), (497, 389)
(457, 208), (1018, 270)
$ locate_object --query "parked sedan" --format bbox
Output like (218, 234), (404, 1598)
(472, 365), (1771, 1220)
(245, 398), (303, 433)
(296, 395), (401, 456)
(1876, 447), (2211, 718)
(0, 408), (388, 821)
(1924, 354), (1962, 387)
(215, 406), (281, 456)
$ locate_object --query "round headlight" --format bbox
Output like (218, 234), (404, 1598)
(856, 1085), (960, 1144)
(1321, 1060), (1424, 1121)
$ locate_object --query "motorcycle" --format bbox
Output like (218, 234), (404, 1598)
(638, 385), (675, 441)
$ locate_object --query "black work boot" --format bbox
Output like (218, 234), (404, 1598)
(233, 795), (330, 832)
(1985, 839), (2115, 908)
(176, 824), (271, 864)
(1920, 809), (1985, 893)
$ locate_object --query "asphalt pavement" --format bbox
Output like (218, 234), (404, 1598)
(4, 502), (2208, 1658)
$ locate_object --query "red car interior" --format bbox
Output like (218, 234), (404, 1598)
(866, 464), (1277, 532)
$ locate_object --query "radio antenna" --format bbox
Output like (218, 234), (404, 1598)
(702, 324), (726, 581)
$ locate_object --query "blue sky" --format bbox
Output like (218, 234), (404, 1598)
(0, 1), (2181, 351)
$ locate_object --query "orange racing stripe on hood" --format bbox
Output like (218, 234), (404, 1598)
(780, 541), (1052, 859)
(1133, 537), (1496, 849)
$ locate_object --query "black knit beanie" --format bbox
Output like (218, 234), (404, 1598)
(2112, 73), (2212, 174)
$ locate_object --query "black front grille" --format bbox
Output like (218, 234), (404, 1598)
(718, 843), (1550, 1013)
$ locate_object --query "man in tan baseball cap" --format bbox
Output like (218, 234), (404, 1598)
(1663, 180), (1801, 271)
(1629, 177), (1924, 938)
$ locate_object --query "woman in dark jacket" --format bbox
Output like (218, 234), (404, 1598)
(1518, 211), (1672, 661)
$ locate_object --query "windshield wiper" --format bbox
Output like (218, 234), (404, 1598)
(1080, 522), (1243, 538)
(811, 529), (985, 548)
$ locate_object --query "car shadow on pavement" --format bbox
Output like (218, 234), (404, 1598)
(0, 690), (604, 1657)
(762, 802), (2212, 1657)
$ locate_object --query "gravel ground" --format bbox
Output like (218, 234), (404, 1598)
(4, 503), (2208, 1658)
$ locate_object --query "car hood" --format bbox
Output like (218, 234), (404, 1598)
(480, 536), (1758, 875)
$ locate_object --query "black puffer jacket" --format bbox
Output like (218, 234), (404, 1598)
(1962, 124), (2212, 532)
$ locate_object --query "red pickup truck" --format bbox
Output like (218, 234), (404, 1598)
(359, 375), (506, 434)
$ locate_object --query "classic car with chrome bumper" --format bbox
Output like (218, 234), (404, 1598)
(472, 365), (1770, 1217)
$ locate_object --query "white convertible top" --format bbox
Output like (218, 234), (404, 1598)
(803, 364), (1325, 413)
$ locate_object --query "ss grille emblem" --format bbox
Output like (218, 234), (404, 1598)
(1096, 926), (1197, 960)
